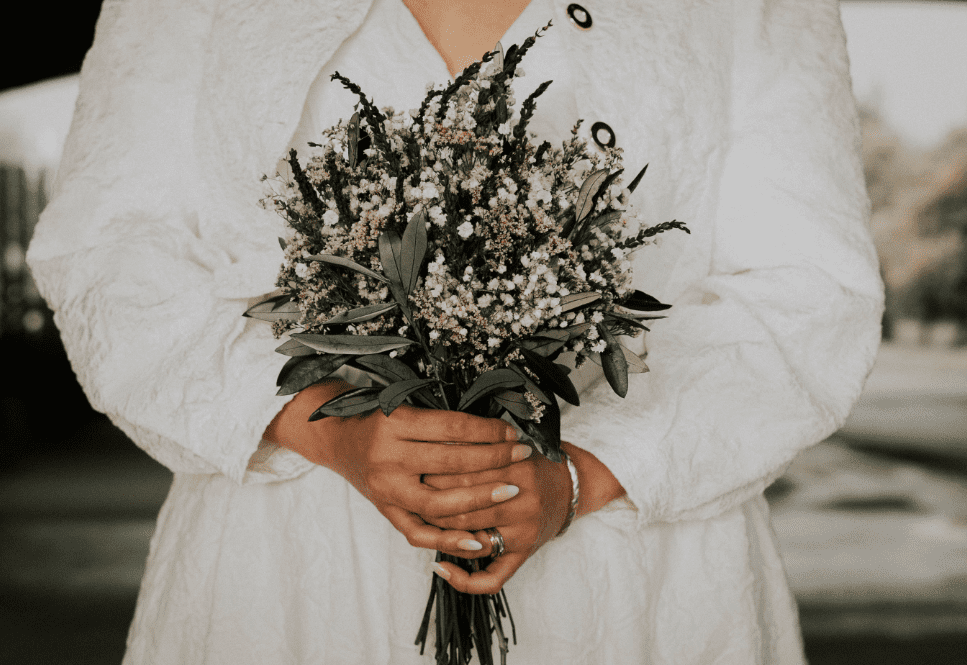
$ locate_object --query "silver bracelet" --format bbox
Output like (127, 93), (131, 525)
(557, 450), (580, 537)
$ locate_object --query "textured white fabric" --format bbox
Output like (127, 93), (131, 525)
(27, 0), (883, 662)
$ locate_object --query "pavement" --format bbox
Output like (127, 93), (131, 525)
(1, 341), (966, 664)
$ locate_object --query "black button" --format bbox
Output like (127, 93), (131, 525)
(567, 4), (592, 30)
(591, 122), (615, 149)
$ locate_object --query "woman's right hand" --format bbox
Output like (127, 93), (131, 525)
(263, 379), (532, 555)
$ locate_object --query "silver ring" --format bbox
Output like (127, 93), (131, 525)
(485, 527), (506, 558)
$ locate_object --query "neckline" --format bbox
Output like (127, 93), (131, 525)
(399, 0), (539, 79)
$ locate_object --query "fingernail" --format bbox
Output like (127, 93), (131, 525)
(491, 485), (520, 502)
(504, 427), (519, 441)
(511, 444), (532, 462)
(432, 562), (451, 580)
(458, 538), (483, 551)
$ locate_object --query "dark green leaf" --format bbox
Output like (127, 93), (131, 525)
(275, 338), (317, 356)
(519, 348), (580, 406)
(563, 322), (593, 338)
(400, 207), (429, 294)
(278, 237), (287, 250)
(306, 254), (389, 284)
(588, 210), (623, 231)
(292, 333), (413, 355)
(598, 325), (629, 397)
(604, 313), (650, 332)
(560, 292), (601, 313)
(244, 295), (300, 322)
(456, 369), (525, 411)
(574, 169), (610, 225)
(508, 396), (562, 462)
(493, 390), (533, 420)
(621, 290), (671, 312)
(620, 344), (649, 374)
(508, 363), (553, 404)
(354, 354), (419, 382)
(522, 339), (565, 357)
(530, 329), (570, 342)
(325, 302), (398, 325)
(277, 354), (353, 396)
(378, 378), (438, 416)
(276, 355), (308, 388)
(378, 227), (405, 288)
(627, 163), (648, 194)
(348, 112), (360, 168)
(308, 387), (381, 420)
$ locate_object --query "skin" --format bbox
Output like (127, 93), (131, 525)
(264, 0), (627, 595)
(265, 378), (626, 595)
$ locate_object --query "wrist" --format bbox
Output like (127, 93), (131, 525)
(263, 379), (355, 468)
(560, 441), (626, 519)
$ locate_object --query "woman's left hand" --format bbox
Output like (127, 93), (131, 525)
(420, 444), (573, 595)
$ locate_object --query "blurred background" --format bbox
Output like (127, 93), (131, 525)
(1, 1), (966, 663)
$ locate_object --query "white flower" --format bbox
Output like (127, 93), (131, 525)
(591, 340), (608, 354)
(295, 262), (309, 278)
(323, 210), (340, 226)
(429, 330), (440, 340)
(498, 123), (511, 136)
(457, 221), (475, 239)
(591, 311), (604, 323)
(488, 337), (501, 348)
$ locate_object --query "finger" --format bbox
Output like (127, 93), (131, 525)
(422, 467), (508, 491)
(404, 482), (521, 519)
(394, 407), (518, 445)
(405, 441), (532, 476)
(434, 552), (527, 595)
(380, 505), (484, 555)
(423, 493), (535, 532)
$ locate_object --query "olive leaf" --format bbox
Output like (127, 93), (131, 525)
(456, 368), (525, 411)
(573, 168), (610, 225)
(493, 389), (533, 420)
(347, 112), (360, 168)
(308, 386), (381, 420)
(306, 254), (389, 284)
(278, 237), (287, 250)
(563, 322), (593, 338)
(508, 363), (552, 405)
(620, 290), (671, 312)
(620, 344), (650, 374)
(354, 354), (419, 383)
(559, 292), (601, 313)
(292, 333), (413, 355)
(604, 312), (651, 332)
(275, 338), (317, 357)
(244, 295), (300, 322)
(378, 378), (438, 416)
(518, 348), (580, 406)
(277, 354), (353, 396)
(626, 163), (648, 195)
(379, 207), (428, 296)
(521, 338), (566, 357)
(493, 41), (505, 71)
(598, 324), (629, 398)
(354, 354), (446, 409)
(325, 302), (398, 325)
(508, 396), (562, 462)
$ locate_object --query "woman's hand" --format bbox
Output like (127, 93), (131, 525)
(264, 380), (533, 555)
(421, 441), (627, 594)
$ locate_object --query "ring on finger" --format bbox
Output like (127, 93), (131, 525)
(484, 527), (506, 558)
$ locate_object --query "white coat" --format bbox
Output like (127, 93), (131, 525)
(27, 0), (883, 662)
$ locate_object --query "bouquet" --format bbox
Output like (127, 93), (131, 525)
(246, 24), (687, 665)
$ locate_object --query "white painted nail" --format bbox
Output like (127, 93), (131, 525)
(432, 562), (451, 580)
(491, 485), (520, 502)
(511, 444), (532, 462)
(458, 538), (483, 551)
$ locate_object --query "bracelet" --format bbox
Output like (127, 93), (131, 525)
(556, 450), (580, 537)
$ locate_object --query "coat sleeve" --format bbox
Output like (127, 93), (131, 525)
(560, 0), (884, 525)
(25, 0), (314, 483)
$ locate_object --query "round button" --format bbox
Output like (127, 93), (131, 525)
(567, 4), (592, 30)
(591, 122), (615, 149)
